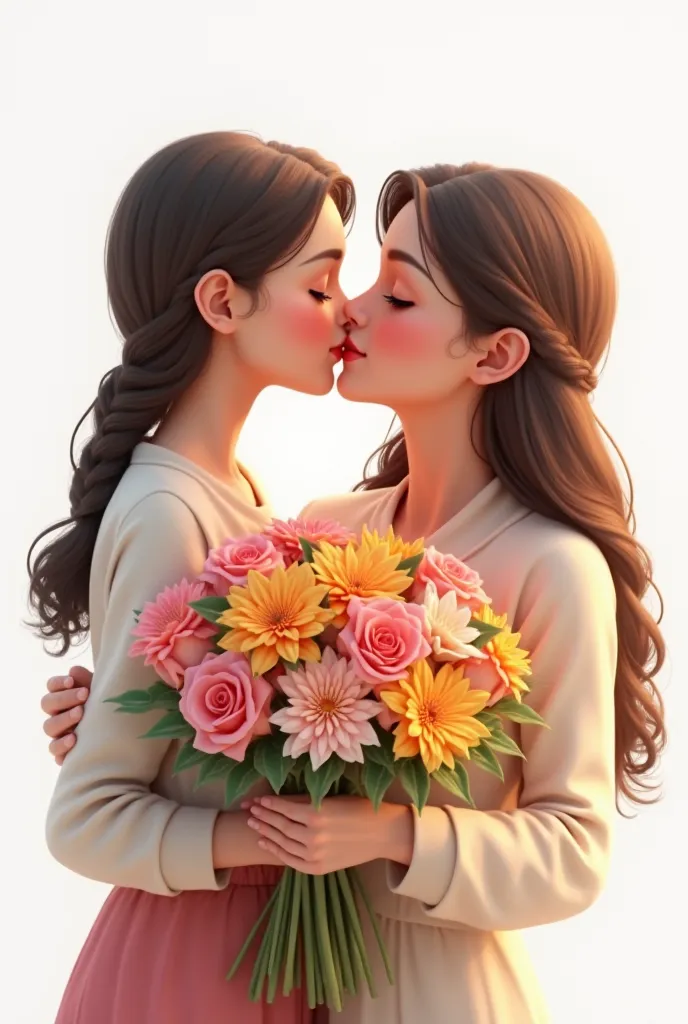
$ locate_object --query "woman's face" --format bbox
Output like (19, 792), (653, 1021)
(232, 196), (350, 395)
(337, 201), (474, 408)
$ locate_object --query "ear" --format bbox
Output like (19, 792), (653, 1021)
(469, 327), (530, 386)
(194, 270), (237, 336)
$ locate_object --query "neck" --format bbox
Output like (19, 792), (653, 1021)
(154, 340), (262, 493)
(393, 388), (494, 540)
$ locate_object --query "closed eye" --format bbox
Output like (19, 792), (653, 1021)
(383, 294), (414, 309)
(309, 289), (332, 303)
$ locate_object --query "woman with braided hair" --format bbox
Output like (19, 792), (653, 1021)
(28, 130), (354, 1023)
(40, 161), (666, 1022)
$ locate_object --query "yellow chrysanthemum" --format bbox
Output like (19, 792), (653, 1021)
(472, 605), (532, 702)
(218, 562), (335, 676)
(311, 535), (414, 627)
(380, 660), (492, 774)
(360, 524), (425, 564)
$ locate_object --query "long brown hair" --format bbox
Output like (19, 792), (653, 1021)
(28, 131), (355, 654)
(358, 163), (665, 808)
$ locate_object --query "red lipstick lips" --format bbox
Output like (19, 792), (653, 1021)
(340, 336), (365, 362)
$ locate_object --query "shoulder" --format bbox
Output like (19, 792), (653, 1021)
(102, 465), (205, 545)
(512, 513), (616, 620)
(299, 487), (395, 532)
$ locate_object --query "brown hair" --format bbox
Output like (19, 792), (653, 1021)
(358, 163), (665, 808)
(28, 131), (355, 654)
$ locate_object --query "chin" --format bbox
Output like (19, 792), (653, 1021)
(336, 372), (376, 403)
(290, 366), (336, 398)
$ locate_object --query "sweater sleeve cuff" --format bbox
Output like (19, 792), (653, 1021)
(386, 805), (456, 907)
(159, 804), (229, 893)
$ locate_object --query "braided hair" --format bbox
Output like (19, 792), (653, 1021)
(28, 132), (355, 653)
(357, 163), (665, 808)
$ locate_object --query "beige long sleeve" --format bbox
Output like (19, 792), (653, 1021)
(46, 490), (229, 897)
(388, 534), (618, 931)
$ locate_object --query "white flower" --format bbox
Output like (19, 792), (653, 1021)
(269, 647), (381, 770)
(422, 581), (486, 663)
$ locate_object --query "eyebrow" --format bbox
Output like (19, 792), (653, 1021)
(299, 248), (344, 265)
(387, 248), (432, 280)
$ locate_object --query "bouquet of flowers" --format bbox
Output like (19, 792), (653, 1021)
(108, 517), (546, 1011)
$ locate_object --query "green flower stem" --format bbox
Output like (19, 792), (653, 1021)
(313, 874), (342, 1011)
(267, 868), (291, 977)
(226, 884), (279, 980)
(311, 884), (324, 1006)
(326, 870), (355, 994)
(301, 870), (317, 1008)
(336, 869), (377, 998)
(351, 867), (394, 985)
(248, 908), (276, 1002)
(282, 870), (303, 996)
(267, 870), (294, 1003)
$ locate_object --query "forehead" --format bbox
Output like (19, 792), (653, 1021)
(298, 195), (346, 259)
(382, 201), (422, 256)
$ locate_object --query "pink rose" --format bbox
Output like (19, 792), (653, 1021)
(337, 596), (431, 690)
(263, 517), (356, 566)
(199, 534), (285, 595)
(463, 654), (512, 707)
(129, 579), (216, 689)
(415, 547), (490, 611)
(180, 651), (273, 761)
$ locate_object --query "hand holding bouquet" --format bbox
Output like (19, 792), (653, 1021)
(109, 518), (546, 1011)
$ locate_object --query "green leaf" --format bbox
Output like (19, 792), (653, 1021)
(468, 740), (504, 781)
(486, 727), (526, 759)
(105, 681), (180, 714)
(397, 552), (424, 577)
(304, 755), (346, 810)
(299, 538), (320, 563)
(452, 761), (475, 807)
(475, 709), (500, 731)
(188, 595), (230, 624)
(172, 741), (210, 775)
(141, 708), (194, 740)
(280, 659), (300, 673)
(253, 734), (294, 794)
(432, 762), (475, 807)
(468, 619), (503, 649)
(195, 753), (238, 788)
(492, 698), (549, 728)
(363, 731), (395, 772)
(397, 757), (431, 814)
(224, 755), (261, 807)
(362, 760), (395, 811)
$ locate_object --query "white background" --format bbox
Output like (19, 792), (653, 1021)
(3, 2), (686, 1022)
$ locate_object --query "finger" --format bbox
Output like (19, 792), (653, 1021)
(257, 838), (315, 873)
(249, 805), (309, 842)
(248, 819), (307, 859)
(41, 687), (89, 716)
(68, 665), (93, 688)
(49, 734), (75, 760)
(43, 707), (83, 739)
(251, 796), (316, 824)
(47, 675), (74, 694)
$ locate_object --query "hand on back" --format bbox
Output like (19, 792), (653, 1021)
(42, 665), (92, 764)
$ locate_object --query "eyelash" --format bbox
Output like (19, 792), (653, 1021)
(383, 294), (414, 309)
(309, 289), (332, 303)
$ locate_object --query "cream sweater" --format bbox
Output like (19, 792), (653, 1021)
(300, 476), (618, 1023)
(46, 444), (273, 896)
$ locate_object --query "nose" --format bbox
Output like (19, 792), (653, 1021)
(342, 294), (368, 329)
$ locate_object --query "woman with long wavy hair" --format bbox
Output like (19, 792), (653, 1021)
(42, 161), (665, 1022)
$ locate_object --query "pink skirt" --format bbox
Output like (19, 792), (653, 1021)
(55, 866), (326, 1023)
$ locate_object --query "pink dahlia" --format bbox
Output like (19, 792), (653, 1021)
(270, 647), (382, 769)
(263, 517), (357, 566)
(129, 579), (216, 688)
